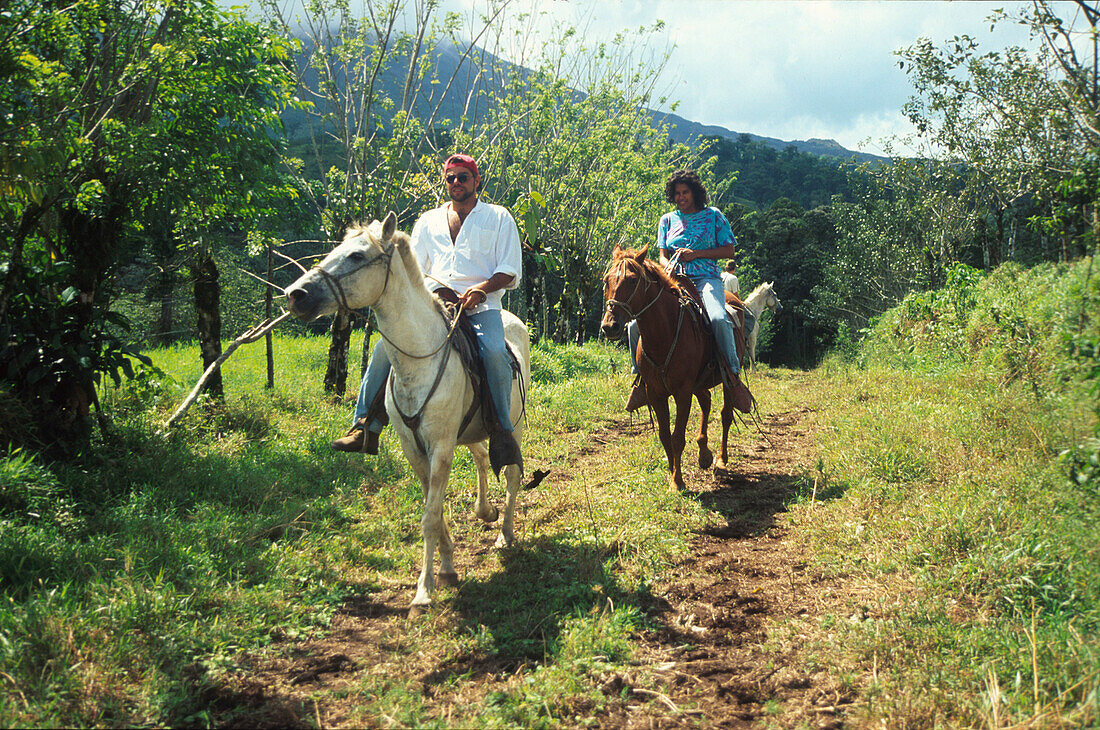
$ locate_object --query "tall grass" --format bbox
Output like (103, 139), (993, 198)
(797, 257), (1100, 725)
(2, 257), (1097, 726)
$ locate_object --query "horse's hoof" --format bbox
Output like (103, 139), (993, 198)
(494, 533), (514, 549)
(476, 504), (500, 523)
(436, 571), (460, 588)
(699, 450), (714, 470)
(407, 604), (429, 620)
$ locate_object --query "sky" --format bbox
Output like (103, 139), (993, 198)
(433, 0), (1080, 157)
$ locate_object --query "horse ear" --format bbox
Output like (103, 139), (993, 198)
(632, 247), (648, 264)
(381, 211), (397, 241)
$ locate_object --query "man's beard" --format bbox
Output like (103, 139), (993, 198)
(449, 187), (474, 203)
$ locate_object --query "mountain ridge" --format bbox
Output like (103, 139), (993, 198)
(286, 37), (886, 165)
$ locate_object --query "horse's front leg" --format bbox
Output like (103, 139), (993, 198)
(410, 446), (457, 615)
(717, 384), (735, 469)
(495, 419), (524, 548)
(695, 388), (713, 470)
(467, 441), (499, 523)
(649, 395), (678, 488)
(496, 461), (522, 549)
(669, 390), (693, 490)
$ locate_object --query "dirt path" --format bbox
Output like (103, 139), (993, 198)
(599, 405), (855, 729)
(212, 402), (861, 728)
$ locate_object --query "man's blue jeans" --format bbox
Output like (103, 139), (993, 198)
(353, 308), (514, 434)
(627, 275), (740, 375)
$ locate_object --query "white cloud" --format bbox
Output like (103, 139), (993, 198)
(432, 0), (1069, 156)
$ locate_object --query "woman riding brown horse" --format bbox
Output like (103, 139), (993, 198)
(601, 245), (749, 490)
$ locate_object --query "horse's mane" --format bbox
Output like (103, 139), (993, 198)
(641, 258), (685, 294)
(745, 281), (772, 300)
(608, 248), (684, 295)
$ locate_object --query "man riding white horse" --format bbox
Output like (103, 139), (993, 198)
(333, 153), (523, 472)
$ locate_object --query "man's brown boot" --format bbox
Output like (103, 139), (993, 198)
(625, 375), (648, 412)
(331, 419), (380, 454)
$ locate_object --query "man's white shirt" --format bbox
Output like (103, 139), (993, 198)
(410, 200), (522, 315)
(721, 271), (739, 296)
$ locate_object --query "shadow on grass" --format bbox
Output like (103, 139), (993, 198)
(689, 464), (851, 540)
(423, 533), (669, 686)
(0, 413), (415, 726)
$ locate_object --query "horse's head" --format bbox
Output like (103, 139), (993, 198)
(600, 244), (653, 339)
(763, 282), (783, 313)
(286, 212), (401, 321)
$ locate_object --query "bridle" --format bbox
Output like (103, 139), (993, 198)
(604, 257), (692, 393)
(604, 259), (663, 321)
(310, 243), (396, 321)
(310, 241), (463, 360)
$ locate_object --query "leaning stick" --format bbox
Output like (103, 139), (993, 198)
(163, 311), (293, 430)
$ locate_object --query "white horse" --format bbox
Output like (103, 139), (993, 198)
(285, 212), (530, 616)
(740, 282), (782, 369)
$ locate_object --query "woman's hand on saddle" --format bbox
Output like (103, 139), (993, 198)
(460, 286), (488, 310)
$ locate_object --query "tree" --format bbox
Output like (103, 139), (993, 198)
(450, 16), (699, 342)
(737, 199), (835, 367)
(896, 1), (1100, 262)
(0, 0), (299, 450)
(263, 0), (518, 394)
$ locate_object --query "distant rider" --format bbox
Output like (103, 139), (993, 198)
(721, 260), (740, 297)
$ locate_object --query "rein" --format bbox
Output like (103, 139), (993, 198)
(606, 259), (692, 393)
(385, 300), (469, 455)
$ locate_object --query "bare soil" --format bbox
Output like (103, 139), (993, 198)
(209, 402), (870, 728)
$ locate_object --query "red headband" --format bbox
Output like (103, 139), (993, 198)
(444, 153), (479, 180)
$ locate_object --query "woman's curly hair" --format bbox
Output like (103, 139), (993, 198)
(664, 169), (709, 210)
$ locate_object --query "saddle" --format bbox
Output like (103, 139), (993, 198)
(668, 274), (753, 412)
(432, 288), (521, 434)
(362, 287), (523, 474)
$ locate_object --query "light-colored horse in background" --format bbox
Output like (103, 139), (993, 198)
(739, 282), (782, 369)
(285, 212), (530, 616)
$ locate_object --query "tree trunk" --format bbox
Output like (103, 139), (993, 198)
(152, 267), (175, 345)
(324, 311), (351, 395)
(539, 270), (549, 344)
(0, 203), (44, 326)
(192, 251), (224, 399)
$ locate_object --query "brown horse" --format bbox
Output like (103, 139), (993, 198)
(600, 245), (744, 490)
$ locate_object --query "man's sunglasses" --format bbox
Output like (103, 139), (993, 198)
(445, 172), (471, 184)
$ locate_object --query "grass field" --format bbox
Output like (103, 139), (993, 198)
(1, 258), (1098, 727)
